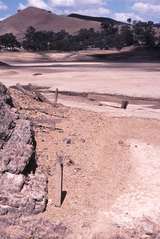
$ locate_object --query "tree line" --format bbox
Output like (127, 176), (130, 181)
(0, 19), (159, 51)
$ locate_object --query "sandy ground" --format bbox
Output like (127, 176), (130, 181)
(0, 50), (123, 64)
(0, 60), (160, 120)
(10, 88), (160, 238)
(1, 51), (160, 237)
(0, 62), (160, 99)
(0, 49), (160, 100)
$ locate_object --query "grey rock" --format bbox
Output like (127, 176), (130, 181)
(0, 82), (13, 106)
(0, 218), (70, 239)
(63, 138), (72, 145)
(0, 104), (16, 149)
(0, 82), (48, 217)
(0, 173), (25, 193)
(0, 119), (34, 174)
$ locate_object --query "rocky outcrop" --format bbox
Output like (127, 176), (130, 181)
(0, 82), (48, 216)
(0, 216), (69, 239)
(0, 119), (35, 174)
(0, 84), (15, 149)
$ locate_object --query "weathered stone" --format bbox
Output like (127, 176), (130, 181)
(0, 82), (48, 217)
(0, 205), (9, 215)
(0, 119), (34, 174)
(0, 104), (16, 149)
(22, 171), (48, 214)
(0, 218), (70, 239)
(0, 83), (13, 106)
(63, 137), (72, 145)
(0, 173), (25, 193)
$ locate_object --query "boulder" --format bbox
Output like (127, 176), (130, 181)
(0, 120), (35, 174)
(0, 82), (48, 216)
(0, 83), (13, 106)
(0, 217), (69, 239)
(0, 173), (25, 193)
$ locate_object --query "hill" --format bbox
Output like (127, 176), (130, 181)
(68, 13), (124, 25)
(0, 7), (101, 40)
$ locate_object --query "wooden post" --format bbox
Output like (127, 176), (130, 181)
(54, 88), (59, 106)
(121, 100), (129, 109)
(55, 156), (63, 207)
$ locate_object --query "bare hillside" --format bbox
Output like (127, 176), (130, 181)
(0, 7), (101, 40)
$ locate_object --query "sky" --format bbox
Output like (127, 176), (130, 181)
(0, 0), (159, 23)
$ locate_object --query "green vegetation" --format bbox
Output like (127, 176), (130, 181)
(0, 33), (20, 50)
(0, 19), (159, 51)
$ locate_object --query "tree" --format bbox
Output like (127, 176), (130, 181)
(101, 22), (118, 35)
(76, 28), (98, 49)
(101, 22), (119, 49)
(23, 26), (36, 50)
(127, 18), (132, 24)
(133, 21), (156, 48)
(0, 33), (20, 50)
(120, 25), (134, 46)
(21, 20), (158, 52)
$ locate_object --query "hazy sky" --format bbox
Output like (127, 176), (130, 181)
(0, 0), (159, 23)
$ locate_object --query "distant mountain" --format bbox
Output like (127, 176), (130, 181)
(0, 7), (101, 40)
(68, 13), (124, 25)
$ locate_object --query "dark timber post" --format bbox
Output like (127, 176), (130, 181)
(55, 155), (63, 207)
(54, 88), (59, 106)
(121, 100), (129, 109)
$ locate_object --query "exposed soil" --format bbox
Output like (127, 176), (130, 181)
(1, 61), (160, 100)
(7, 87), (160, 238)
(1, 51), (160, 238)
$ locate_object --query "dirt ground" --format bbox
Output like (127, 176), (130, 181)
(1, 51), (160, 238)
(0, 54), (160, 120)
(8, 85), (160, 238)
(0, 49), (127, 63)
(1, 62), (160, 98)
(0, 50), (160, 101)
